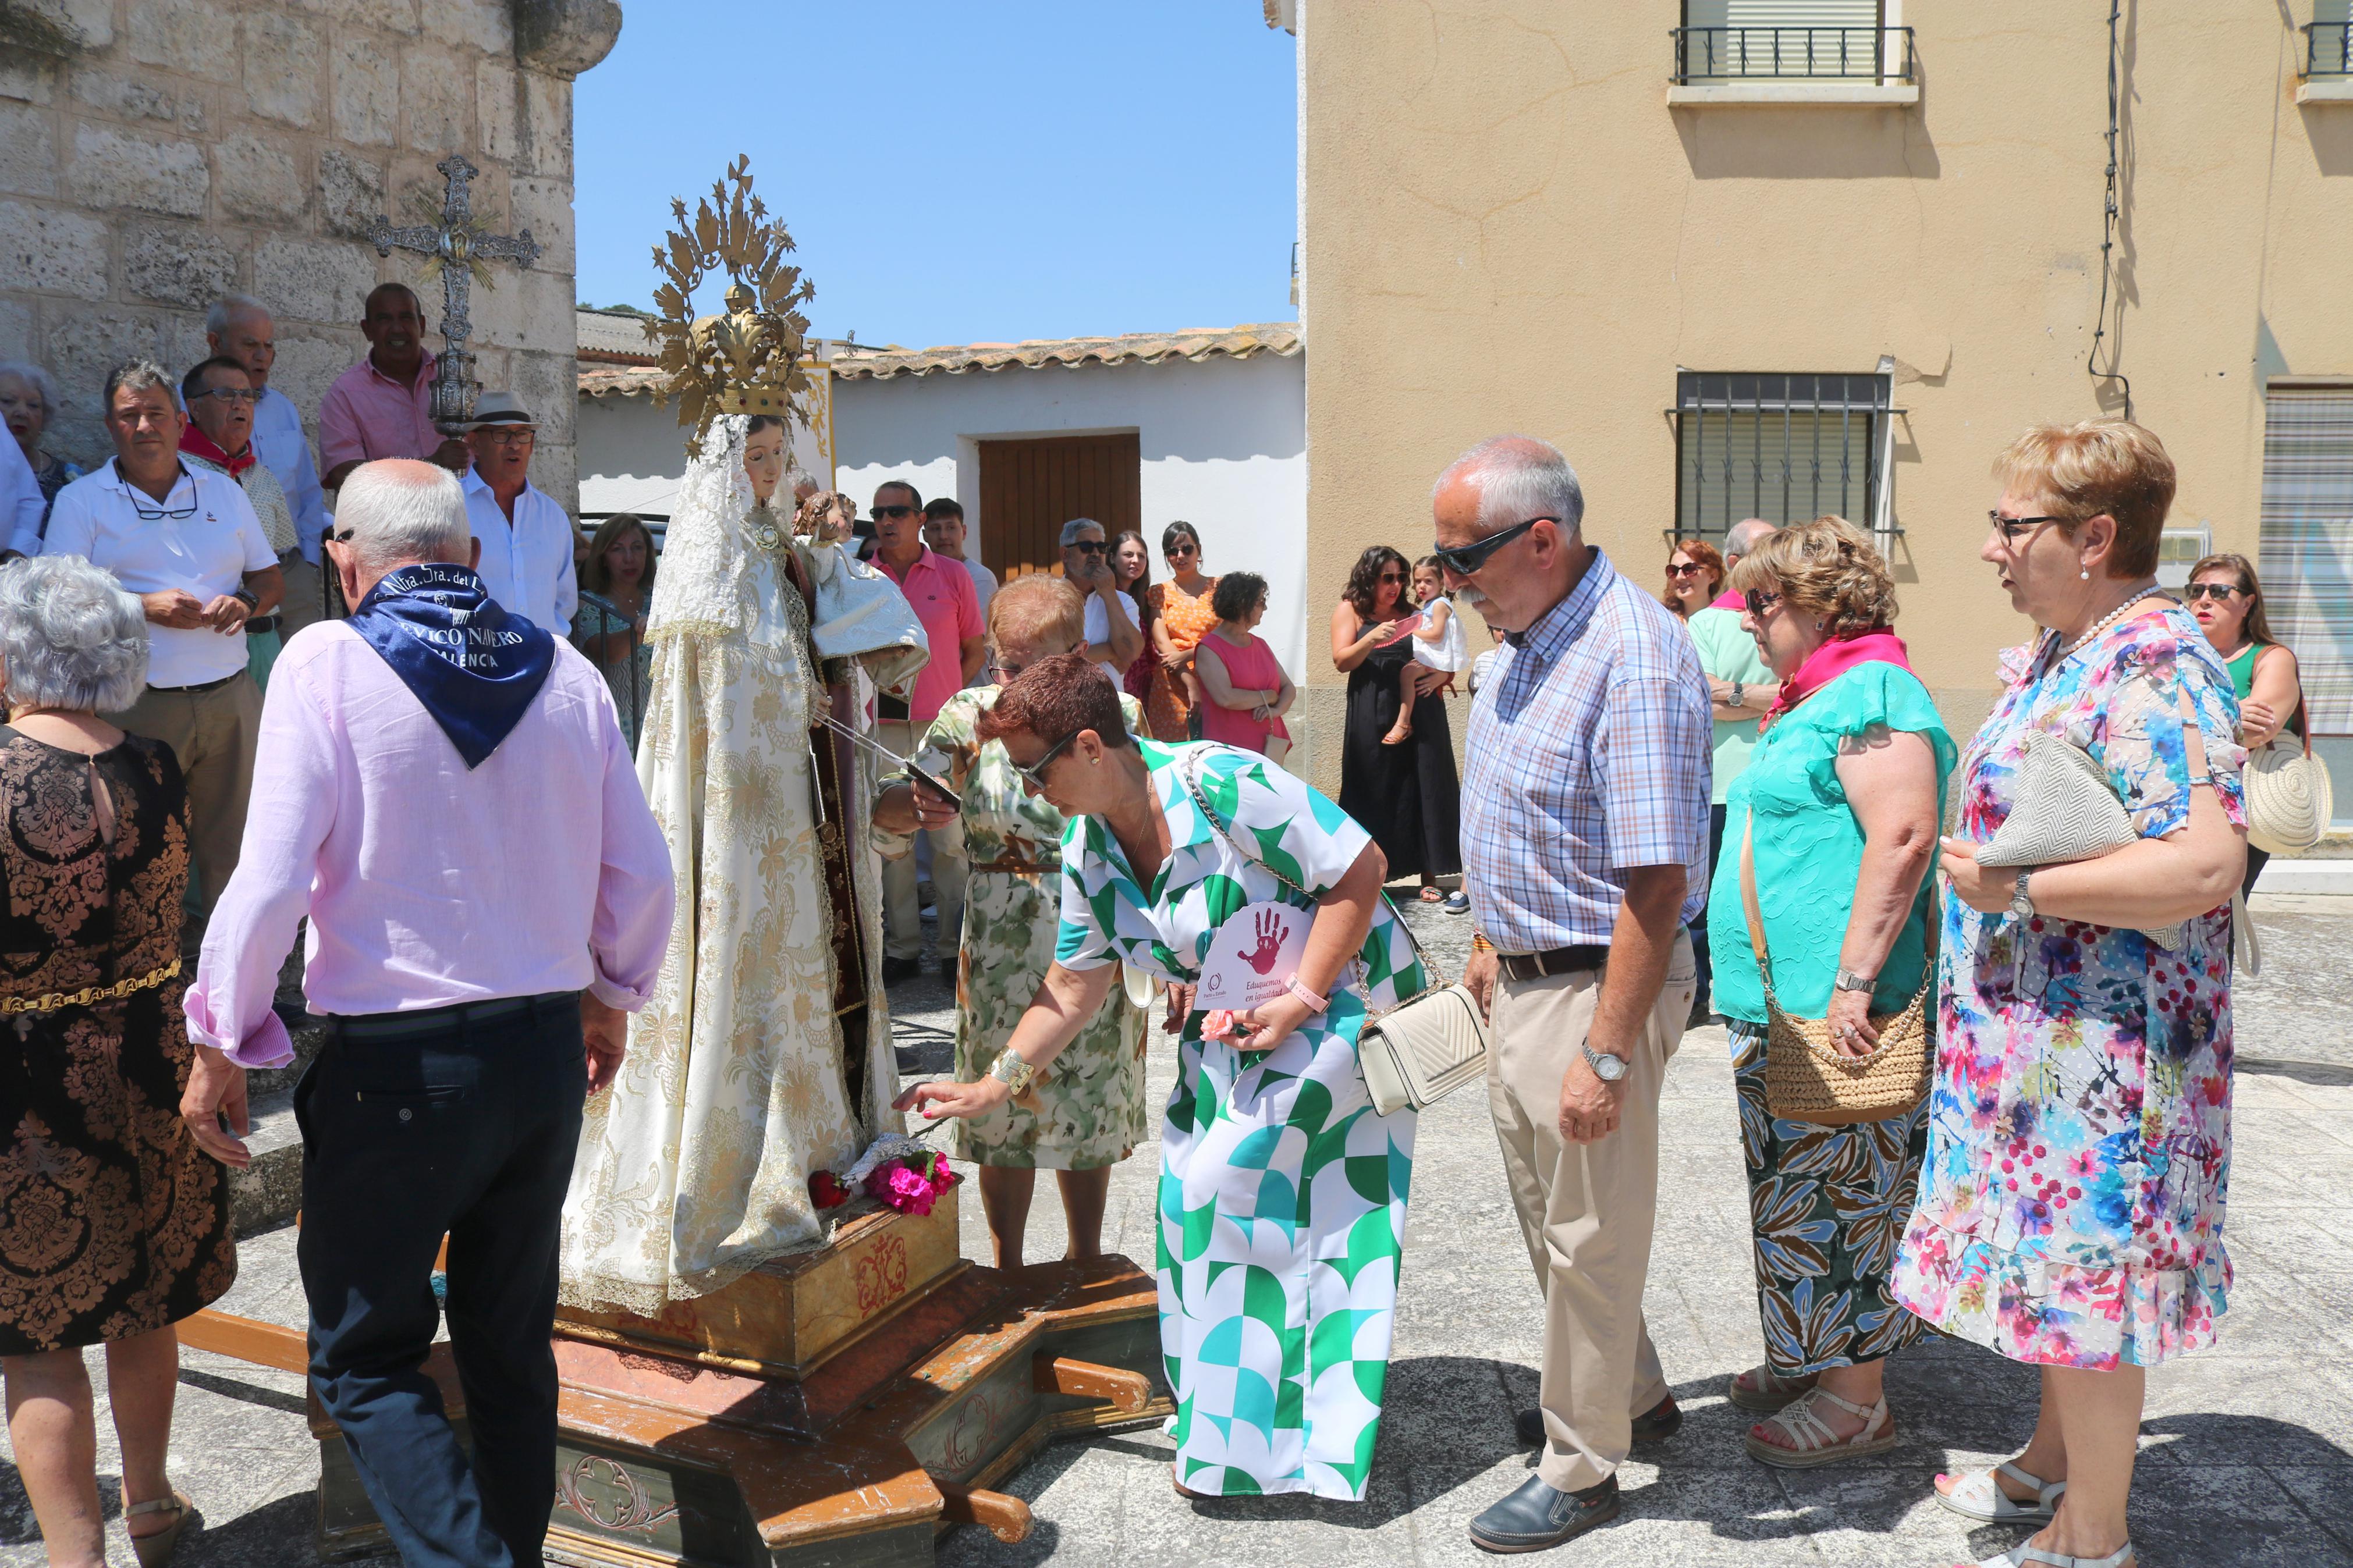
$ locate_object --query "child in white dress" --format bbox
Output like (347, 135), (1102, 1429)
(1383, 555), (1466, 745)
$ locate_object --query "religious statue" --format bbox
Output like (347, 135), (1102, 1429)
(558, 165), (928, 1317)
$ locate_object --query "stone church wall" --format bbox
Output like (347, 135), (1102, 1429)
(0, 0), (619, 510)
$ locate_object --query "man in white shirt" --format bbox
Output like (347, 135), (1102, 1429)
(1062, 517), (1141, 672)
(457, 393), (579, 631)
(923, 497), (997, 624)
(206, 294), (328, 635)
(42, 360), (281, 916)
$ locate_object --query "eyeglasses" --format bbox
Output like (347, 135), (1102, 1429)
(479, 428), (535, 446)
(1666, 561), (1708, 578)
(1428, 515), (1556, 577)
(1987, 510), (2066, 546)
(187, 387), (262, 406)
(1744, 589), (1784, 619)
(871, 504), (917, 520)
(1378, 570), (1407, 583)
(1012, 728), (1082, 789)
(1166, 543), (1197, 557)
(128, 465), (198, 521)
(1067, 539), (1106, 554)
(2184, 582), (2245, 602)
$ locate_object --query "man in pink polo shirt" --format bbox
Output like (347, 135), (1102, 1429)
(870, 478), (982, 983)
(317, 283), (470, 490)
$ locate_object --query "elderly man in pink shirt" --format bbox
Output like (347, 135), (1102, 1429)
(869, 478), (982, 983)
(317, 283), (471, 490)
(179, 458), (672, 1568)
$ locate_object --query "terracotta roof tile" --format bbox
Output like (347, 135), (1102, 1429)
(826, 322), (1301, 381)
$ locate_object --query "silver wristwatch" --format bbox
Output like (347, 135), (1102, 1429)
(1581, 1042), (1628, 1083)
(1833, 968), (1876, 994)
(1730, 682), (1744, 709)
(2009, 867), (2036, 920)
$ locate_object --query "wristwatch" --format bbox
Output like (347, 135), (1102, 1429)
(232, 586), (260, 610)
(1581, 1042), (1628, 1083)
(1730, 682), (1744, 709)
(988, 1050), (1038, 1098)
(1833, 968), (1877, 994)
(2009, 867), (2037, 920)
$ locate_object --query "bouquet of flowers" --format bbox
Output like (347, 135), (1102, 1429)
(806, 1133), (961, 1218)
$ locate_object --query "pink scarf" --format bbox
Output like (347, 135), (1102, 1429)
(1707, 588), (1744, 611)
(1770, 628), (1914, 719)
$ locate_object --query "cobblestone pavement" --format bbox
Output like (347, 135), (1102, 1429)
(5, 894), (2348, 1567)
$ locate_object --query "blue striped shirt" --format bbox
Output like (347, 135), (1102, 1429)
(1462, 549), (1713, 951)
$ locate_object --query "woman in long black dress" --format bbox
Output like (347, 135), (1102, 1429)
(0, 556), (235, 1568)
(1330, 545), (1464, 902)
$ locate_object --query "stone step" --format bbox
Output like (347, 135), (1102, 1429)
(226, 1089), (303, 1238)
(2262, 857), (2353, 897)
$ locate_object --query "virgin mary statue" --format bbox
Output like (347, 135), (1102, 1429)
(560, 413), (927, 1316)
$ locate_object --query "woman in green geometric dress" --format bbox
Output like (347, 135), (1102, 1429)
(872, 575), (1149, 1268)
(899, 652), (1425, 1501)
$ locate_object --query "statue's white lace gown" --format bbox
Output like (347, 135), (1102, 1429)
(559, 417), (909, 1315)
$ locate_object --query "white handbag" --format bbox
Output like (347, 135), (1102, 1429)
(2245, 728), (2332, 856)
(1180, 753), (1490, 1115)
(1975, 726), (2184, 950)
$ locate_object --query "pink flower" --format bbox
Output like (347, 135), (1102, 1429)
(864, 1152), (961, 1217)
(1202, 1009), (1243, 1043)
(807, 1171), (851, 1210)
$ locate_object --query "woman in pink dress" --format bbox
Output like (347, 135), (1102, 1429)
(1191, 572), (1295, 762)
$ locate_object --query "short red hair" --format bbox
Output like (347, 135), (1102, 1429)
(974, 652), (1130, 751)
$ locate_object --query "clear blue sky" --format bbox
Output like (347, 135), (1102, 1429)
(572, 4), (1298, 351)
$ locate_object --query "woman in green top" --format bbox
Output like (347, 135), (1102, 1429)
(2188, 552), (2304, 894)
(1704, 518), (1955, 1470)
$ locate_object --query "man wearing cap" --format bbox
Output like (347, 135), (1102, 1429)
(460, 393), (577, 632)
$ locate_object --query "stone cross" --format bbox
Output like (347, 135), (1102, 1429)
(368, 153), (542, 435)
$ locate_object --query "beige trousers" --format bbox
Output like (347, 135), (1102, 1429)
(1487, 927), (1697, 1493)
(877, 718), (968, 961)
(110, 671), (262, 918)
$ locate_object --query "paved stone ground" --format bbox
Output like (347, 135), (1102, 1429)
(6, 893), (2349, 1567)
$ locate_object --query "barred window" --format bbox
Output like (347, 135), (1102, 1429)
(1673, 370), (1893, 542)
(2260, 387), (2353, 826)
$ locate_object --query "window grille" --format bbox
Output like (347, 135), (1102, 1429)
(2309, 1), (2352, 77)
(1671, 370), (1894, 543)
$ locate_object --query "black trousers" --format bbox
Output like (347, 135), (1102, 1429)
(1690, 803), (1729, 1018)
(295, 994), (587, 1568)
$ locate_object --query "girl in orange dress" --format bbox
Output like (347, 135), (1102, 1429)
(1143, 521), (1221, 741)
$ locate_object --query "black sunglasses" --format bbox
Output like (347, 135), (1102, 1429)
(1067, 539), (1107, 554)
(1012, 728), (1082, 788)
(2184, 582), (2245, 602)
(1429, 515), (1555, 576)
(1744, 588), (1783, 618)
(871, 503), (917, 520)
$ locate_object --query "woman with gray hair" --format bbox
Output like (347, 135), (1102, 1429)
(0, 556), (234, 1567)
(0, 360), (82, 541)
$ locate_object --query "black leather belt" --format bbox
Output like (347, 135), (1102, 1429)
(246, 615), (281, 635)
(1497, 944), (1609, 983)
(148, 671), (242, 694)
(329, 989), (581, 1043)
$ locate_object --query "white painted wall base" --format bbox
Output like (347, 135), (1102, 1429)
(2256, 858), (2353, 897)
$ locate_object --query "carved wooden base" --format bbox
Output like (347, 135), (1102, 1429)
(298, 1249), (1168, 1566)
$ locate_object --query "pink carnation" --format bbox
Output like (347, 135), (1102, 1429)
(864, 1151), (960, 1217)
(1202, 1009), (1242, 1042)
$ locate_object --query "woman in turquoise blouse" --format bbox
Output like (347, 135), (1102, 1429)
(1705, 518), (1955, 1470)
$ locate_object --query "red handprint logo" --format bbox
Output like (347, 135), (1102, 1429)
(1241, 908), (1285, 976)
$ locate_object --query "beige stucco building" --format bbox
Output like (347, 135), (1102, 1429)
(0, 0), (618, 510)
(1283, 2), (2353, 821)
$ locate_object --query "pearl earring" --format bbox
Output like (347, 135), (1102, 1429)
(2081, 569), (2091, 580)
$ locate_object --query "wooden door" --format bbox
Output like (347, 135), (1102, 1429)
(975, 432), (1141, 582)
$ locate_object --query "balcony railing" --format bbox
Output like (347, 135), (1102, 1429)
(1671, 25), (1916, 84)
(2308, 20), (2352, 77)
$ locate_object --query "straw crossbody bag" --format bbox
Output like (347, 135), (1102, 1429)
(1739, 818), (1933, 1125)
(1180, 753), (1489, 1115)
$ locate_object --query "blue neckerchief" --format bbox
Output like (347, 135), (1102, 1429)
(347, 563), (555, 769)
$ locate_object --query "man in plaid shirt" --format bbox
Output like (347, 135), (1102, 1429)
(1436, 435), (1712, 1554)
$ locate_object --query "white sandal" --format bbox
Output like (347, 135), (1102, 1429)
(1742, 1385), (1897, 1468)
(1965, 1543), (2135, 1568)
(1935, 1460), (2067, 1524)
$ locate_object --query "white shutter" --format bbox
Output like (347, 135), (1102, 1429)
(2260, 388), (2353, 737)
(1681, 1), (1886, 79)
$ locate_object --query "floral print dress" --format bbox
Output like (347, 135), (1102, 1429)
(1055, 740), (1425, 1499)
(875, 687), (1149, 1169)
(1891, 605), (2244, 1369)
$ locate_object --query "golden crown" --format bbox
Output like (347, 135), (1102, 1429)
(643, 157), (817, 458)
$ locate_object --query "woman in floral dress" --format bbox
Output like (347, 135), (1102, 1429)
(1900, 421), (2246, 1568)
(872, 576), (1149, 1268)
(900, 652), (1425, 1502)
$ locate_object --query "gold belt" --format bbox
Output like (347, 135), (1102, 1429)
(1, 957), (183, 1015)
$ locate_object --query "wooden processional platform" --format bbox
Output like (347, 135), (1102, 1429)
(182, 1192), (1172, 1565)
